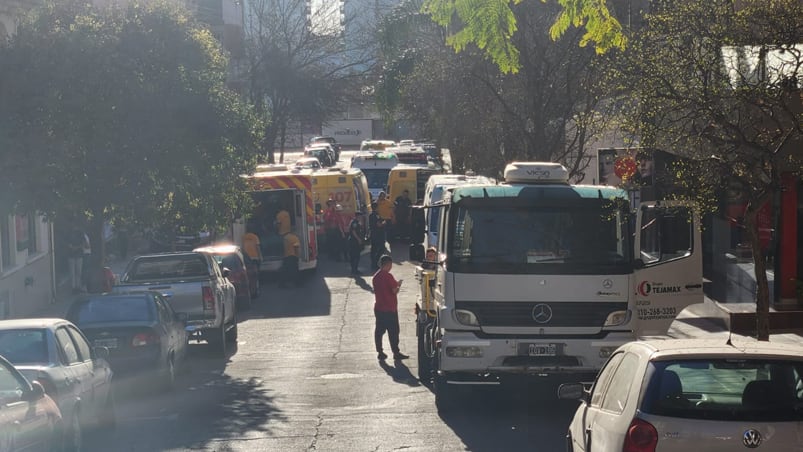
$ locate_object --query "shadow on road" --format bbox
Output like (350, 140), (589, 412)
(436, 383), (579, 452)
(378, 359), (420, 387)
(87, 342), (285, 451)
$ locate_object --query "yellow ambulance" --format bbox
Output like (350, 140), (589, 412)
(311, 167), (371, 239)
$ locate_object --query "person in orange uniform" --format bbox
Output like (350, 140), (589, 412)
(242, 220), (263, 265)
(279, 229), (301, 288)
(275, 209), (291, 235)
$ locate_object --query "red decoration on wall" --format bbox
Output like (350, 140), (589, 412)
(614, 157), (637, 181)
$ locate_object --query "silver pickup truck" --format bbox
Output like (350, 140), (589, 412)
(115, 252), (237, 356)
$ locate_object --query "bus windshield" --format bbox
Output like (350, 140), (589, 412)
(361, 169), (391, 191)
(446, 199), (632, 274)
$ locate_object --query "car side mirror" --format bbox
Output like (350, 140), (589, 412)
(557, 382), (589, 403)
(221, 267), (231, 278)
(175, 312), (189, 324)
(93, 346), (110, 360)
(27, 381), (46, 401)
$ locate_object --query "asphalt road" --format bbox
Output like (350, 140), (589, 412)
(83, 241), (580, 452)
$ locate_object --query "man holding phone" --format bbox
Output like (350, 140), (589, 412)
(371, 255), (409, 361)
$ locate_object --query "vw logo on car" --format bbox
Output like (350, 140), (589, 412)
(743, 429), (762, 448)
(532, 304), (553, 324)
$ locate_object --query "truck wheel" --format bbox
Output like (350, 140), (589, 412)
(226, 318), (238, 344)
(207, 322), (227, 357)
(417, 325), (432, 385)
(434, 374), (456, 413)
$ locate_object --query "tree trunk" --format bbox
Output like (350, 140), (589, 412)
(744, 205), (771, 341)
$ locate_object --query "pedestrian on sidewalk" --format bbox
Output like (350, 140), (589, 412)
(66, 226), (88, 294)
(371, 255), (408, 361)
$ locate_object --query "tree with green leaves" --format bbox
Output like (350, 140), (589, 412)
(422, 0), (625, 73)
(608, 0), (803, 340)
(377, 0), (612, 178)
(0, 0), (261, 283)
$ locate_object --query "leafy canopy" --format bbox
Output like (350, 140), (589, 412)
(422, 0), (625, 73)
(0, 0), (261, 234)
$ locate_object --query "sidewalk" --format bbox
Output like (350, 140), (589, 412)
(668, 295), (803, 347)
(36, 257), (131, 319)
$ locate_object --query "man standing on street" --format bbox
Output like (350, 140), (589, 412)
(279, 228), (301, 288)
(347, 211), (365, 275)
(371, 255), (409, 361)
(368, 202), (387, 271)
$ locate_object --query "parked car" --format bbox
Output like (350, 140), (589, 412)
(559, 339), (803, 452)
(304, 144), (335, 167)
(294, 157), (323, 170)
(0, 319), (115, 451)
(115, 252), (237, 356)
(65, 292), (189, 391)
(194, 244), (258, 310)
(309, 136), (340, 161)
(0, 353), (62, 451)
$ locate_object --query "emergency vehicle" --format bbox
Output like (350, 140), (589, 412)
(386, 165), (440, 206)
(409, 162), (704, 411)
(359, 139), (396, 151)
(234, 164), (318, 273)
(311, 167), (371, 240)
(420, 173), (493, 249)
(350, 151), (399, 199)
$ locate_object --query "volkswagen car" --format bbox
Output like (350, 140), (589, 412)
(558, 339), (803, 452)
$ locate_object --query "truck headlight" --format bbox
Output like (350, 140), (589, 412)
(603, 310), (630, 327)
(454, 309), (480, 326)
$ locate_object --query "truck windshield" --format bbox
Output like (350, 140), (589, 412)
(447, 200), (632, 274)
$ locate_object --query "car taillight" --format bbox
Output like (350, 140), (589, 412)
(36, 375), (58, 398)
(623, 418), (658, 452)
(203, 286), (215, 312)
(131, 332), (160, 347)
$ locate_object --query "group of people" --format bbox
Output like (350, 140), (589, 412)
(242, 208), (302, 289)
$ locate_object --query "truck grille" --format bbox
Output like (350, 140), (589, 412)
(455, 301), (628, 327)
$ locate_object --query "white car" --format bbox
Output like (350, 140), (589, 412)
(559, 339), (803, 452)
(294, 157), (323, 170)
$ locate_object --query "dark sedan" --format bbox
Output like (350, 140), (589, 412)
(66, 293), (188, 391)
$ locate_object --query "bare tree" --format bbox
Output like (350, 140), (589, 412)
(245, 0), (374, 163)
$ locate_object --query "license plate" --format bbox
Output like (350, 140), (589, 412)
(528, 343), (556, 356)
(94, 338), (118, 349)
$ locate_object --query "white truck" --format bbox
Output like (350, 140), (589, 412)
(409, 162), (703, 411)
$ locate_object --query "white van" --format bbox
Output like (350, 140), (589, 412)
(350, 151), (399, 199)
(421, 173), (492, 248)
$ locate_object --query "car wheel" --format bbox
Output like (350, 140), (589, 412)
(207, 321), (227, 357)
(98, 390), (116, 430)
(226, 317), (238, 344)
(63, 409), (82, 452)
(162, 355), (176, 392)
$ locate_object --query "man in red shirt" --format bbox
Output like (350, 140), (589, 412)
(371, 255), (409, 361)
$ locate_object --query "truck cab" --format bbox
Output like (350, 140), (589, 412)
(410, 162), (703, 411)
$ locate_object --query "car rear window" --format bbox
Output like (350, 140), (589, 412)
(214, 254), (243, 271)
(72, 296), (154, 324)
(126, 255), (209, 281)
(0, 329), (48, 364)
(642, 359), (803, 421)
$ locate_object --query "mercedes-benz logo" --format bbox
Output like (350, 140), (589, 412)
(602, 279), (613, 289)
(532, 304), (553, 324)
(743, 429), (762, 448)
